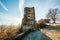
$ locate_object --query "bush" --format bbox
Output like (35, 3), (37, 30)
(37, 21), (47, 29)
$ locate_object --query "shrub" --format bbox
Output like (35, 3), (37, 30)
(37, 21), (47, 29)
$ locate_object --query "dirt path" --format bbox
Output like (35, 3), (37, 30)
(41, 29), (60, 40)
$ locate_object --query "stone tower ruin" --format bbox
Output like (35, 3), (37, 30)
(21, 7), (36, 31)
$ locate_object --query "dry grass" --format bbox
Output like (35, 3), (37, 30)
(41, 24), (60, 40)
(0, 23), (60, 40)
(0, 25), (21, 40)
(47, 23), (60, 26)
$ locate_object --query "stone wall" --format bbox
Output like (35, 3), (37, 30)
(21, 7), (36, 31)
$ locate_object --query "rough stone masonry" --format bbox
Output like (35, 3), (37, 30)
(21, 7), (36, 31)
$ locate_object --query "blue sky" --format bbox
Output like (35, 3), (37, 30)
(0, 0), (60, 25)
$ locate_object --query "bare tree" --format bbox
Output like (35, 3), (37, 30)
(46, 8), (59, 23)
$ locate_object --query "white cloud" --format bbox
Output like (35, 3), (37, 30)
(19, 0), (24, 18)
(0, 13), (21, 25)
(0, 1), (8, 11)
(54, 5), (60, 9)
(35, 0), (55, 21)
(19, 0), (24, 24)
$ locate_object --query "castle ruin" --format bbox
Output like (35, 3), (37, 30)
(21, 7), (36, 31)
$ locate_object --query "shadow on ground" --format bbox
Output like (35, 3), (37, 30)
(45, 25), (60, 31)
(5, 30), (52, 40)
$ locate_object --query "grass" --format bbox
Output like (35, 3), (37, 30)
(41, 24), (60, 40)
(0, 25), (21, 40)
(0, 23), (60, 40)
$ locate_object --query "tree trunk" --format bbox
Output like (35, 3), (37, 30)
(53, 19), (55, 23)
